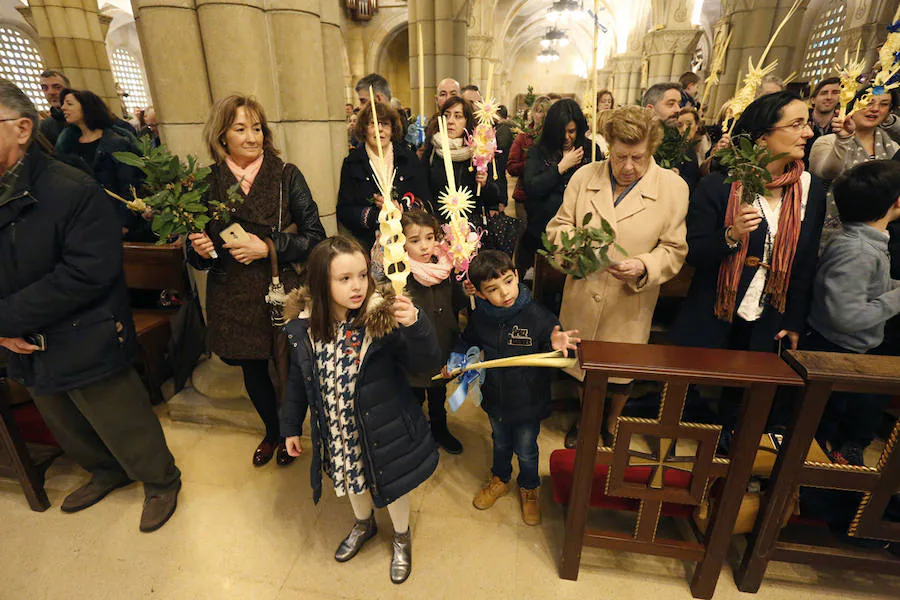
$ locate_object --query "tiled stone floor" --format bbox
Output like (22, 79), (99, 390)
(2, 399), (899, 600)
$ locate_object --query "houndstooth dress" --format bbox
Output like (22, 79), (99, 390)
(313, 323), (368, 497)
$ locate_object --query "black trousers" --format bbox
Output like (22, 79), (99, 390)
(411, 385), (448, 422)
(30, 367), (181, 497)
(802, 329), (890, 448)
(223, 358), (282, 443)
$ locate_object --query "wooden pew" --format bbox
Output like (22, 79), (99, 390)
(0, 374), (56, 511)
(735, 351), (900, 591)
(559, 341), (804, 599)
(122, 242), (187, 404)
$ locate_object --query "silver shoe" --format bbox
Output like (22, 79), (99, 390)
(334, 514), (377, 562)
(390, 529), (412, 584)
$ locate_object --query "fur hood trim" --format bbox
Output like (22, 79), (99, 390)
(283, 284), (399, 340)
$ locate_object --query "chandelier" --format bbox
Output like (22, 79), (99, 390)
(345, 0), (378, 21)
(547, 0), (584, 24)
(537, 48), (561, 64)
(540, 27), (570, 49)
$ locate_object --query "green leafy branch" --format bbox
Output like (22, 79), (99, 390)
(113, 136), (243, 243)
(538, 212), (626, 280)
(654, 124), (697, 169)
(714, 134), (789, 204)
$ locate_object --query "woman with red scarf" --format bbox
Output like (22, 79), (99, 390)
(670, 91), (826, 357)
(669, 92), (826, 438)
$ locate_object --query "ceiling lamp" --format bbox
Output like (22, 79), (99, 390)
(537, 48), (561, 64)
(345, 0), (378, 21)
(540, 27), (570, 49)
(547, 0), (584, 24)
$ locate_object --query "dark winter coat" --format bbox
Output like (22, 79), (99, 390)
(186, 152), (326, 360)
(55, 124), (148, 239)
(0, 144), (137, 395)
(337, 143), (433, 249)
(522, 139), (598, 249)
(426, 148), (499, 222)
(668, 171), (826, 351)
(454, 286), (560, 425)
(280, 288), (442, 508)
(405, 274), (465, 388)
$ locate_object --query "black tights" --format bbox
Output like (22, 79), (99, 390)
(411, 385), (448, 422)
(223, 358), (281, 443)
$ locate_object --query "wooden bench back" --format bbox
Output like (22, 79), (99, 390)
(123, 242), (187, 293)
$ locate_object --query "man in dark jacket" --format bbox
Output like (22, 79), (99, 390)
(0, 80), (181, 532)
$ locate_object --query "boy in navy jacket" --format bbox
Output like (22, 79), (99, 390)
(445, 251), (579, 525)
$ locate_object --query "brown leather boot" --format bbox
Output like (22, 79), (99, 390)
(61, 477), (133, 513)
(473, 475), (509, 510)
(519, 486), (541, 526)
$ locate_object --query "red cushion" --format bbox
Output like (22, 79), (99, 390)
(11, 403), (59, 447)
(549, 449), (695, 518)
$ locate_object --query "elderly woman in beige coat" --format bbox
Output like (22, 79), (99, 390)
(546, 106), (689, 446)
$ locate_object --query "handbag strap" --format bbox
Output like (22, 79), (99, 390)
(278, 164), (285, 232)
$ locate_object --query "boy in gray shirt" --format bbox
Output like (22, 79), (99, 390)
(804, 160), (900, 466)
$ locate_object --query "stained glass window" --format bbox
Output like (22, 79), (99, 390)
(800, 4), (845, 85)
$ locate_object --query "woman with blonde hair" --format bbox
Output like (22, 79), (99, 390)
(546, 105), (690, 447)
(187, 95), (327, 467)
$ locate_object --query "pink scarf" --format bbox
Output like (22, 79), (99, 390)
(409, 244), (453, 286)
(225, 152), (264, 195)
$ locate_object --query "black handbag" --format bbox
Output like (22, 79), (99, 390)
(480, 209), (523, 257)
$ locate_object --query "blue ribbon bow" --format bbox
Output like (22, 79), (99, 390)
(405, 114), (427, 148)
(887, 20), (900, 34)
(446, 347), (485, 413)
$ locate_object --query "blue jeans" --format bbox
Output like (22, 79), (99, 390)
(489, 416), (541, 490)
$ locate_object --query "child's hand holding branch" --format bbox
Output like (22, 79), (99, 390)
(393, 294), (420, 327)
(550, 325), (581, 357)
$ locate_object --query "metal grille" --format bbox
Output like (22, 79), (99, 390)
(110, 47), (149, 114)
(0, 27), (48, 112)
(800, 4), (845, 85)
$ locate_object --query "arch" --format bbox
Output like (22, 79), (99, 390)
(0, 23), (48, 111)
(364, 10), (410, 74)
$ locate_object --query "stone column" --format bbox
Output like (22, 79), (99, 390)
(643, 28), (702, 86)
(19, 0), (119, 114)
(132, 0), (212, 159)
(839, 0), (897, 69)
(410, 0), (469, 114)
(613, 53), (642, 106)
(713, 0), (809, 116)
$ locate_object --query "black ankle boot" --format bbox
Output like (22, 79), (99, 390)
(430, 417), (463, 454)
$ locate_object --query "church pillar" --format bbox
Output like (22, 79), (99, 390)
(713, 0), (809, 115)
(410, 0), (469, 114)
(20, 0), (120, 114)
(135, 0), (342, 233)
(839, 0), (897, 69)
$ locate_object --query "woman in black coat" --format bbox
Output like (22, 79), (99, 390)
(669, 92), (826, 432)
(187, 95), (326, 468)
(670, 92), (826, 352)
(425, 96), (499, 224)
(337, 101), (433, 249)
(55, 89), (150, 240)
(521, 98), (599, 274)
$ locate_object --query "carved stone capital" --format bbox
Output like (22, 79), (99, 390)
(643, 29), (702, 57)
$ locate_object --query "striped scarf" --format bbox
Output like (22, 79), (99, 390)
(714, 160), (804, 322)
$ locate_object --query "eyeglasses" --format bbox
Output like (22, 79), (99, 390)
(0, 117), (23, 124)
(770, 120), (813, 132)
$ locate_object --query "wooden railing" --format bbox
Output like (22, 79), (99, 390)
(561, 341), (804, 599)
(735, 350), (900, 591)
